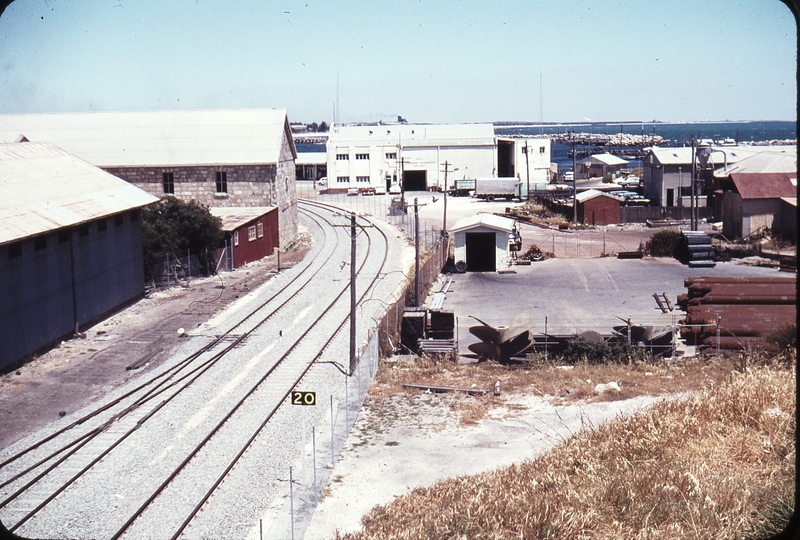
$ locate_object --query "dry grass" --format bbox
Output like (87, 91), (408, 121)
(338, 363), (795, 539)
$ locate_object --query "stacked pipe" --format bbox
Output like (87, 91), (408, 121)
(679, 277), (796, 351)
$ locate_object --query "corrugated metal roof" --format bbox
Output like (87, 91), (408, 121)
(451, 213), (515, 233)
(713, 148), (797, 176)
(0, 109), (295, 167)
(295, 152), (327, 165)
(0, 141), (159, 245)
(209, 207), (275, 231)
(576, 188), (620, 203)
(329, 123), (496, 147)
(729, 172), (797, 200)
(583, 153), (628, 166)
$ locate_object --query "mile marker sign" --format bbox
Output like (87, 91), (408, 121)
(291, 391), (316, 406)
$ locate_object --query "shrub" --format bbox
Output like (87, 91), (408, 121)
(644, 229), (683, 257)
(764, 321), (797, 356)
(559, 335), (649, 365)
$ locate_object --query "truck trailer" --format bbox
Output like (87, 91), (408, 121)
(473, 178), (522, 201)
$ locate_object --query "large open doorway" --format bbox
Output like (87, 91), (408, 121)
(497, 139), (515, 178)
(403, 170), (427, 191)
(465, 232), (496, 272)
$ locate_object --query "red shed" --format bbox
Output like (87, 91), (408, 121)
(576, 189), (620, 225)
(211, 207), (278, 269)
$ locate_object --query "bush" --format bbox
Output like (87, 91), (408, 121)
(644, 229), (683, 257)
(764, 321), (797, 356)
(559, 335), (649, 365)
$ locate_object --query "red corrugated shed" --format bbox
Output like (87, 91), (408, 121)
(729, 173), (797, 200)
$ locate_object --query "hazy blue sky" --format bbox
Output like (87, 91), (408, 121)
(0, 0), (796, 124)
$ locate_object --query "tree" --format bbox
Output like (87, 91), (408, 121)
(141, 197), (223, 274)
(319, 121), (329, 132)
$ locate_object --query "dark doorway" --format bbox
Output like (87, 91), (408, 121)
(465, 232), (496, 271)
(403, 170), (427, 191)
(497, 139), (514, 178)
(666, 188), (674, 207)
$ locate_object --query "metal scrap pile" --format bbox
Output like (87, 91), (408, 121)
(678, 276), (796, 352)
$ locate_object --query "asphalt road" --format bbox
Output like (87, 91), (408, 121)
(438, 257), (783, 358)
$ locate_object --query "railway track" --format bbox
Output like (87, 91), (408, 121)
(0, 201), (400, 539)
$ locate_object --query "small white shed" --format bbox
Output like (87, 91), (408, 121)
(451, 214), (516, 272)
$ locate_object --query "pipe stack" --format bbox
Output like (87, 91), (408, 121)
(678, 276), (796, 351)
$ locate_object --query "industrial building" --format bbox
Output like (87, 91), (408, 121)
(0, 109), (299, 249)
(717, 173), (797, 241)
(577, 153), (629, 180)
(576, 189), (621, 226)
(0, 141), (158, 370)
(450, 214), (517, 272)
(210, 207), (279, 269)
(325, 123), (550, 194)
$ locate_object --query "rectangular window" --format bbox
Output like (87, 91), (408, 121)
(385, 152), (396, 160)
(216, 171), (228, 193)
(257, 222), (264, 238)
(58, 230), (70, 243)
(7, 242), (22, 259)
(356, 176), (370, 183)
(234, 231), (239, 246)
(355, 153), (369, 160)
(248, 226), (257, 242)
(130, 210), (139, 222)
(539, 146), (546, 154)
(337, 176), (349, 183)
(78, 224), (90, 237)
(34, 236), (47, 251)
(114, 214), (124, 227)
(97, 219), (107, 232)
(336, 154), (349, 161)
(163, 172), (175, 194)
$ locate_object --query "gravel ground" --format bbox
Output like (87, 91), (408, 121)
(0, 204), (414, 540)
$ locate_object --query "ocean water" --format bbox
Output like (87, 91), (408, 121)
(496, 120), (796, 175)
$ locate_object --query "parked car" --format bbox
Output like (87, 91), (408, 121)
(317, 176), (328, 187)
(389, 183), (401, 194)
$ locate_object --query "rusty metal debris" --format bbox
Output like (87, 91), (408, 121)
(679, 276), (796, 352)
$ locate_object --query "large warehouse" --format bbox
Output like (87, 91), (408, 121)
(325, 123), (550, 194)
(0, 109), (299, 248)
(0, 141), (159, 369)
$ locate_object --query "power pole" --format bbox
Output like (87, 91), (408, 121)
(572, 132), (577, 223)
(349, 212), (357, 374)
(691, 138), (696, 230)
(414, 198), (420, 307)
(524, 141), (531, 201)
(441, 160), (457, 236)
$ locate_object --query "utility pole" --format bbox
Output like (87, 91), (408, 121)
(441, 160), (458, 236)
(349, 212), (356, 374)
(571, 132), (577, 223)
(414, 198), (420, 307)
(691, 138), (697, 230)
(524, 141), (531, 201)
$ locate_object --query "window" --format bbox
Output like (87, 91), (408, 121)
(355, 153), (369, 160)
(58, 230), (70, 243)
(216, 171), (228, 193)
(34, 236), (47, 251)
(336, 153), (349, 161)
(130, 210), (139, 222)
(248, 226), (257, 242)
(163, 172), (175, 194)
(257, 222), (264, 238)
(78, 224), (90, 237)
(385, 152), (396, 160)
(114, 214), (124, 227)
(97, 219), (107, 232)
(539, 146), (546, 154)
(7, 242), (22, 259)
(356, 176), (370, 183)
(234, 231), (239, 246)
(337, 176), (349, 183)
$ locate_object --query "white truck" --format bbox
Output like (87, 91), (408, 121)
(472, 178), (522, 201)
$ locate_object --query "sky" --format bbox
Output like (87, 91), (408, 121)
(0, 0), (796, 125)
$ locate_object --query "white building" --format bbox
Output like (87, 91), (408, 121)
(326, 123), (505, 193)
(499, 137), (552, 197)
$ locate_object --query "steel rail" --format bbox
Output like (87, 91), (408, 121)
(108, 203), (389, 540)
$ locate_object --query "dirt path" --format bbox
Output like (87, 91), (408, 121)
(0, 241), (310, 450)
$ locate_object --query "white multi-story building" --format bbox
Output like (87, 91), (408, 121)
(326, 123), (551, 194)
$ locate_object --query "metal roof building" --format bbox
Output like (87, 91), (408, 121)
(0, 108), (299, 249)
(450, 214), (517, 272)
(0, 141), (158, 246)
(0, 141), (158, 369)
(0, 108), (296, 167)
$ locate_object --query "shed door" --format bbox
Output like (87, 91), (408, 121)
(465, 232), (496, 272)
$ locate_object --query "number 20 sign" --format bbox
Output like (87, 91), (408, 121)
(291, 391), (316, 406)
